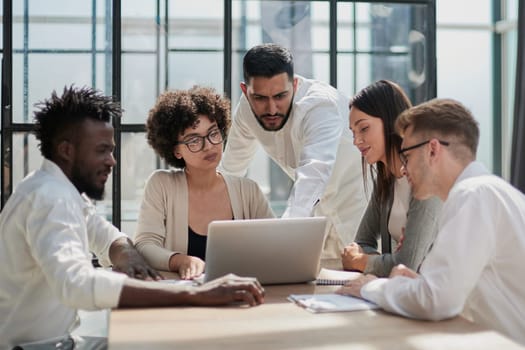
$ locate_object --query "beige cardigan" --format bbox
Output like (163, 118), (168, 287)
(134, 169), (275, 270)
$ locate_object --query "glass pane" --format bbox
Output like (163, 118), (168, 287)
(168, 52), (223, 90)
(122, 53), (157, 124)
(120, 132), (158, 238)
(13, 1), (93, 50)
(336, 53), (355, 99)
(348, 3), (432, 104)
(122, 0), (158, 51)
(337, 3), (355, 51)
(437, 29), (493, 169)
(312, 53), (329, 83)
(12, 1), (112, 124)
(506, 0), (518, 20)
(13, 54), (93, 123)
(437, 0), (491, 25)
(12, 133), (42, 187)
(168, 0), (223, 49)
(355, 54), (375, 92)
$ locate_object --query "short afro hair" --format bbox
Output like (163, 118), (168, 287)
(146, 86), (231, 169)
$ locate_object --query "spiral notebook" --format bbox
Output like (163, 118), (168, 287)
(315, 268), (362, 285)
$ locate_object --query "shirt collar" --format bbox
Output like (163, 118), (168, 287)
(40, 158), (96, 212)
(453, 161), (490, 187)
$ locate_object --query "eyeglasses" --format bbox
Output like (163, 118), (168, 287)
(398, 139), (449, 167)
(176, 129), (225, 153)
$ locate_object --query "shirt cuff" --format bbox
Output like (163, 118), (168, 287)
(98, 232), (129, 268)
(93, 269), (128, 309)
(360, 277), (388, 305)
(363, 254), (378, 274)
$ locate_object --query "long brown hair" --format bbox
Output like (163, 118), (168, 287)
(349, 80), (412, 205)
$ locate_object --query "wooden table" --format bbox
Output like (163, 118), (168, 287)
(109, 282), (523, 349)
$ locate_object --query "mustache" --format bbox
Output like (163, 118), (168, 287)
(98, 166), (113, 176)
(261, 113), (286, 118)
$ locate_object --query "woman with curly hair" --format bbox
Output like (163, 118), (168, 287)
(341, 80), (441, 277)
(135, 86), (274, 280)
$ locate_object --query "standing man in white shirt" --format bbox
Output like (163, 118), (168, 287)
(0, 86), (264, 349)
(220, 43), (366, 258)
(338, 98), (525, 345)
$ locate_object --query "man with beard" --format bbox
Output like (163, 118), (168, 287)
(0, 86), (264, 349)
(337, 99), (525, 345)
(220, 43), (366, 258)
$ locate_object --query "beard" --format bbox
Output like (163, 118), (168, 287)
(252, 95), (294, 132)
(70, 163), (107, 200)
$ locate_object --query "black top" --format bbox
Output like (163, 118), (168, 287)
(187, 226), (207, 261)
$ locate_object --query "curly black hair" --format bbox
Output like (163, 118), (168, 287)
(146, 86), (231, 169)
(33, 85), (121, 160)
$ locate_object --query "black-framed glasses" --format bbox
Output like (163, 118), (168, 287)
(399, 139), (449, 166)
(176, 128), (225, 153)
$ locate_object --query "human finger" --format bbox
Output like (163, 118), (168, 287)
(179, 266), (190, 280)
(336, 283), (361, 298)
(233, 284), (264, 306)
(133, 265), (157, 281)
(233, 289), (257, 306)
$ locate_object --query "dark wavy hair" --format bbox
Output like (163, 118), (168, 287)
(146, 86), (231, 169)
(350, 80), (412, 205)
(243, 43), (294, 82)
(33, 85), (121, 160)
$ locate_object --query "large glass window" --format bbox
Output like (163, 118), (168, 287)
(11, 1), (499, 232)
(230, 1), (435, 212)
(3, 0), (113, 207)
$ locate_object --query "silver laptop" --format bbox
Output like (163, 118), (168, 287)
(204, 217), (327, 285)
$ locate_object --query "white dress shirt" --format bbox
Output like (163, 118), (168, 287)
(220, 75), (366, 256)
(0, 159), (128, 347)
(361, 161), (525, 345)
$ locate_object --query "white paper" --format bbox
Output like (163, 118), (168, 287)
(288, 293), (379, 313)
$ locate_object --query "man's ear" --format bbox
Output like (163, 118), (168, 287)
(240, 82), (248, 95)
(428, 139), (441, 160)
(293, 77), (298, 92)
(56, 139), (74, 163)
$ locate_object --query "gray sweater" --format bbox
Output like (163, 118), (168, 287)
(355, 185), (442, 277)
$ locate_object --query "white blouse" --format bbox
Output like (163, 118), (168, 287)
(387, 176), (411, 243)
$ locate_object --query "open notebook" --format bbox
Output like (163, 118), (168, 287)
(315, 268), (362, 285)
(289, 268), (378, 313)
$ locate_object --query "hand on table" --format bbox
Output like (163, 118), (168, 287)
(110, 237), (163, 281)
(169, 254), (205, 280)
(341, 242), (368, 272)
(336, 274), (377, 299)
(191, 274), (265, 307)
